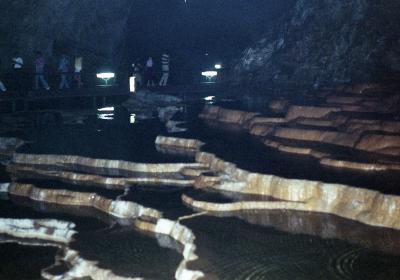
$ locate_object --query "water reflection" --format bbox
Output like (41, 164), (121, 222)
(212, 209), (400, 257)
(0, 241), (58, 280)
(71, 226), (182, 280)
(97, 113), (114, 120)
(184, 215), (400, 280)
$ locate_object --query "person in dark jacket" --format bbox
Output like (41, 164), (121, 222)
(58, 54), (70, 90)
(145, 57), (156, 87)
(34, 51), (50, 90)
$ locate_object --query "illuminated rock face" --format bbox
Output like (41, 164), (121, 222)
(153, 135), (400, 231)
(3, 134), (400, 278)
(0, 182), (204, 280)
(2, 137), (213, 279)
(190, 152), (400, 230)
(10, 153), (205, 188)
(156, 136), (205, 154)
(200, 104), (400, 171)
(12, 153), (203, 173)
(0, 218), (76, 244)
(5, 183), (162, 220)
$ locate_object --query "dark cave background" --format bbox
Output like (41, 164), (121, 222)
(0, 0), (399, 87)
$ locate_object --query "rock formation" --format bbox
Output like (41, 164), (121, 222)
(2, 133), (400, 278)
(0, 182), (204, 280)
(233, 0), (400, 86)
(155, 135), (400, 230)
(200, 88), (400, 171)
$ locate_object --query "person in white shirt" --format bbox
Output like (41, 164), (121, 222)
(73, 56), (83, 89)
(159, 53), (170, 87)
(12, 52), (24, 94)
(12, 54), (23, 70)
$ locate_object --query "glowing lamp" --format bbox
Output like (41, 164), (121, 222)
(202, 71), (218, 78)
(214, 64), (222, 70)
(202, 71), (218, 83)
(96, 72), (115, 85)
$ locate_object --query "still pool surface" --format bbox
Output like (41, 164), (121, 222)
(1, 103), (400, 279)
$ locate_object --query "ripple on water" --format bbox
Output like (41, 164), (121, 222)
(328, 248), (400, 280)
(71, 226), (182, 280)
(184, 216), (400, 280)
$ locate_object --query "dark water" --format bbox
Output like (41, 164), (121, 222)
(0, 243), (57, 280)
(1, 100), (400, 279)
(184, 215), (400, 280)
(72, 226), (182, 280)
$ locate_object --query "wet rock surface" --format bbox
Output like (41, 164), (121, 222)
(200, 88), (400, 173)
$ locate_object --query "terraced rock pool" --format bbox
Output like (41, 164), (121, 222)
(1, 102), (400, 280)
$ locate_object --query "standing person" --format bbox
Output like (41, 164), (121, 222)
(132, 60), (142, 89)
(0, 58), (6, 93)
(12, 52), (24, 95)
(73, 56), (83, 89)
(145, 57), (156, 87)
(0, 80), (6, 93)
(58, 54), (70, 90)
(34, 51), (50, 90)
(159, 53), (170, 87)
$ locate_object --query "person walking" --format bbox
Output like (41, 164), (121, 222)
(132, 60), (142, 89)
(12, 52), (24, 95)
(58, 54), (70, 90)
(145, 57), (156, 87)
(0, 58), (6, 93)
(73, 56), (83, 89)
(159, 53), (170, 87)
(0, 81), (6, 92)
(34, 51), (50, 90)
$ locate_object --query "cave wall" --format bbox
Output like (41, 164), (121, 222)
(0, 0), (133, 72)
(233, 0), (400, 87)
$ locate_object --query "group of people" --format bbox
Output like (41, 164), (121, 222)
(0, 51), (171, 95)
(32, 52), (83, 91)
(0, 51), (83, 94)
(132, 53), (170, 89)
